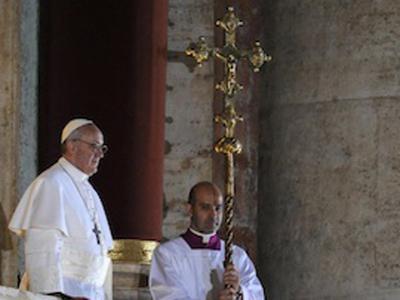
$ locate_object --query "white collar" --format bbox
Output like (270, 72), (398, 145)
(189, 227), (217, 243)
(58, 157), (89, 182)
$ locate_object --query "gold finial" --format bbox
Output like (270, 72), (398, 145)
(216, 7), (243, 33)
(248, 41), (272, 72)
(185, 36), (211, 67)
(216, 6), (243, 46)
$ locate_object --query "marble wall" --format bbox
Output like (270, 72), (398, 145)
(0, 0), (21, 286)
(259, 1), (400, 299)
(0, 0), (38, 286)
(163, 0), (215, 238)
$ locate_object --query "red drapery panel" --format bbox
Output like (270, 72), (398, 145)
(39, 0), (167, 241)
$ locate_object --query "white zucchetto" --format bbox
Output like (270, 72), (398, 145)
(61, 118), (93, 143)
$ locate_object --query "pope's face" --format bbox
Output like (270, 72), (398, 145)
(68, 126), (105, 176)
(189, 187), (223, 234)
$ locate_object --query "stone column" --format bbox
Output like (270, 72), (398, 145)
(0, 0), (20, 285)
(0, 0), (38, 286)
(260, 1), (400, 299)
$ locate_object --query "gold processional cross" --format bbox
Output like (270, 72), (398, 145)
(186, 6), (271, 267)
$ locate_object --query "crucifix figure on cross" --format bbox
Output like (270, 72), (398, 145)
(92, 222), (102, 245)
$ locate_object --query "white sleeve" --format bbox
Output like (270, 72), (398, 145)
(235, 248), (265, 300)
(149, 246), (194, 300)
(24, 228), (64, 294)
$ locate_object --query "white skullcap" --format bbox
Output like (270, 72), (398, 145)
(61, 118), (94, 143)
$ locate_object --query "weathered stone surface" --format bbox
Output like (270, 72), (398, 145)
(168, 0), (214, 51)
(0, 0), (38, 287)
(270, 1), (400, 105)
(163, 156), (212, 235)
(260, 101), (378, 298)
(260, 0), (400, 298)
(113, 262), (151, 300)
(163, 0), (214, 238)
(0, 0), (21, 287)
(19, 0), (38, 195)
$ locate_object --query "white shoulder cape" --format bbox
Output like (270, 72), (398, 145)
(9, 159), (112, 250)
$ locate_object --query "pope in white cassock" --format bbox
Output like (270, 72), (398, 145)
(9, 119), (113, 300)
(149, 181), (265, 300)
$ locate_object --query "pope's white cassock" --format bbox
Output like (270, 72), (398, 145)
(149, 232), (265, 300)
(9, 157), (113, 300)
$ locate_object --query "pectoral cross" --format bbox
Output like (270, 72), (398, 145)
(93, 223), (102, 245)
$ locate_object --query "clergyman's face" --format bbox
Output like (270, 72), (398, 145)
(68, 126), (105, 176)
(189, 187), (223, 234)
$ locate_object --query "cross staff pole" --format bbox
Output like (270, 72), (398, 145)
(186, 6), (271, 267)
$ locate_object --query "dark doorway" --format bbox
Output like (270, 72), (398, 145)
(38, 0), (167, 240)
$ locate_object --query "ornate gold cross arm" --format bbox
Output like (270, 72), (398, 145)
(185, 36), (213, 67)
(247, 41), (272, 72)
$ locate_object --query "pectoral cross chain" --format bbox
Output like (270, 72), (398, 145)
(93, 223), (102, 245)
